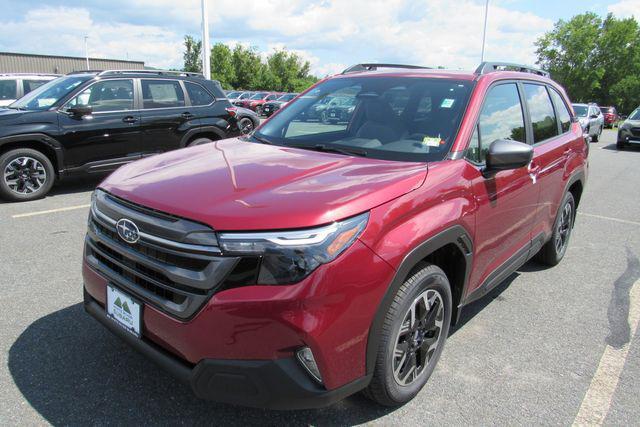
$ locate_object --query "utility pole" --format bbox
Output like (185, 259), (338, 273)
(84, 36), (89, 70)
(201, 0), (211, 79)
(481, 0), (489, 62)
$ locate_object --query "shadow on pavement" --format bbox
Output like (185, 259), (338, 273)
(601, 143), (640, 153)
(9, 304), (395, 425)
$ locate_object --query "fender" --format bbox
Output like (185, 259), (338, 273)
(0, 133), (65, 172)
(365, 224), (473, 375)
(179, 126), (227, 148)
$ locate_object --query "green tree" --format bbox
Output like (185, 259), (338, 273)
(536, 13), (640, 113)
(210, 43), (236, 89)
(183, 35), (202, 73)
(231, 45), (263, 89)
(266, 49), (317, 92)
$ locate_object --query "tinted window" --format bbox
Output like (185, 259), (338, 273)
(467, 83), (525, 163)
(142, 80), (185, 109)
(629, 109), (640, 120)
(256, 77), (473, 162)
(185, 82), (214, 106)
(0, 80), (17, 100)
(573, 105), (588, 117)
(523, 84), (558, 143)
(23, 79), (50, 94)
(67, 79), (134, 112)
(250, 92), (268, 100)
(549, 89), (571, 133)
(12, 76), (87, 111)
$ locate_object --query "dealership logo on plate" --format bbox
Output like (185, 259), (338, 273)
(116, 218), (140, 244)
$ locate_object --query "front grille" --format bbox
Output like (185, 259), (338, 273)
(85, 190), (240, 319)
(631, 127), (640, 137)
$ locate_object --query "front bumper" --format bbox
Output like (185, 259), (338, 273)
(84, 289), (370, 409)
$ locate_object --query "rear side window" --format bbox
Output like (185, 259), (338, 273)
(467, 83), (526, 163)
(549, 89), (571, 133)
(67, 79), (134, 112)
(142, 80), (185, 109)
(523, 84), (558, 143)
(0, 79), (17, 100)
(185, 82), (214, 106)
(23, 79), (50, 94)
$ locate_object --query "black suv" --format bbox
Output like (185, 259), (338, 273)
(0, 70), (259, 202)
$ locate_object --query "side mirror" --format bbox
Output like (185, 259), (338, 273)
(68, 105), (93, 117)
(483, 139), (533, 177)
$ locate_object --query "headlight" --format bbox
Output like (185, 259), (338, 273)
(218, 212), (369, 284)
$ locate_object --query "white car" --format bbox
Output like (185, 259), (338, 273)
(0, 74), (59, 107)
(572, 103), (604, 142)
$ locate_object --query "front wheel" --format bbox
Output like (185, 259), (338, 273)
(364, 263), (452, 406)
(535, 191), (575, 266)
(592, 126), (600, 142)
(0, 148), (55, 202)
(238, 117), (255, 135)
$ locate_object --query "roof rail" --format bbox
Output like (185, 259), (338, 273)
(342, 63), (431, 74)
(475, 62), (549, 78)
(66, 70), (103, 75)
(98, 69), (204, 78)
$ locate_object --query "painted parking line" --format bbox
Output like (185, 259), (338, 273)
(578, 212), (640, 227)
(11, 204), (91, 219)
(573, 279), (640, 426)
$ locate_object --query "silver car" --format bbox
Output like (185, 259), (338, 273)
(616, 107), (640, 149)
(572, 103), (604, 142)
(0, 73), (59, 107)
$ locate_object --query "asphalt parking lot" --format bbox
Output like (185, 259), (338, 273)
(1, 129), (639, 426)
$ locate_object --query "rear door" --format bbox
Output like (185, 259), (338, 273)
(466, 82), (538, 295)
(526, 84), (572, 243)
(58, 78), (142, 170)
(139, 79), (194, 153)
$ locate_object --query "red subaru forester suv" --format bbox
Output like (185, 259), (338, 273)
(83, 62), (588, 409)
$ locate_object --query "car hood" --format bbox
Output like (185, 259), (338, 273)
(100, 138), (427, 231)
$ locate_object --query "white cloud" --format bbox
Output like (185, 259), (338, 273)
(0, 1), (555, 73)
(0, 6), (183, 69)
(608, 0), (640, 17)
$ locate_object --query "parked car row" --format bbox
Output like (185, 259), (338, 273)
(225, 90), (298, 116)
(0, 70), (260, 201)
(0, 73), (59, 106)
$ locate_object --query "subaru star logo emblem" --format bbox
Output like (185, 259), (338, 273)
(116, 218), (140, 244)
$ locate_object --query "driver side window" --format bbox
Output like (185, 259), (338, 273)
(67, 79), (134, 112)
(466, 83), (526, 164)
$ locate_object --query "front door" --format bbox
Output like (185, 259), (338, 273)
(465, 82), (539, 296)
(58, 78), (142, 171)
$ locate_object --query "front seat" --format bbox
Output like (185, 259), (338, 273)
(355, 98), (404, 143)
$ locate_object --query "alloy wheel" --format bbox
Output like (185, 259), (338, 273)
(239, 118), (254, 135)
(554, 202), (572, 254)
(393, 289), (444, 386)
(3, 156), (47, 195)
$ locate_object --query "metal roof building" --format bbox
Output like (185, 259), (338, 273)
(0, 52), (145, 74)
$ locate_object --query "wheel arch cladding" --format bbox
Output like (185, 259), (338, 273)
(181, 126), (226, 147)
(365, 225), (472, 375)
(0, 137), (61, 175)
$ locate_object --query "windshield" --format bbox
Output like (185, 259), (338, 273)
(239, 92), (252, 99)
(254, 76), (474, 162)
(278, 94), (296, 101)
(250, 92), (269, 100)
(600, 106), (613, 113)
(226, 91), (240, 98)
(629, 109), (640, 121)
(10, 76), (88, 111)
(573, 105), (588, 117)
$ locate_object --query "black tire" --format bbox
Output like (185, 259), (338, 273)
(0, 148), (55, 202)
(187, 137), (214, 147)
(535, 192), (575, 266)
(592, 127), (599, 142)
(238, 117), (255, 135)
(617, 140), (626, 149)
(364, 263), (452, 406)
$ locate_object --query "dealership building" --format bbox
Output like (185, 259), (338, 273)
(0, 52), (145, 74)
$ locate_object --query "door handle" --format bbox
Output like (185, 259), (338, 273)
(122, 116), (138, 123)
(181, 112), (195, 119)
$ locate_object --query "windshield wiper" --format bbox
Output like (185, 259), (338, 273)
(251, 134), (273, 145)
(291, 143), (368, 157)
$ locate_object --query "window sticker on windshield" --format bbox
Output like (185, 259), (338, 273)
(422, 136), (443, 147)
(441, 98), (455, 108)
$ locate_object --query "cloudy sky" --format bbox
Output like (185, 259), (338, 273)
(2, 0), (639, 76)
